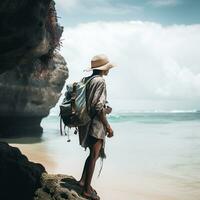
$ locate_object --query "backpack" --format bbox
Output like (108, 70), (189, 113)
(59, 75), (98, 137)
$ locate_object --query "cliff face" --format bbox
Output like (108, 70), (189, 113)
(0, 2), (85, 200)
(0, 0), (68, 137)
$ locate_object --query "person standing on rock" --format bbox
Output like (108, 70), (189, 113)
(78, 54), (115, 200)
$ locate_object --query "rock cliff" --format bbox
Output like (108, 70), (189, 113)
(0, 1), (86, 199)
(0, 0), (68, 137)
(0, 142), (87, 200)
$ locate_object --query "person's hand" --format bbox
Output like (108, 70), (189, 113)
(105, 106), (112, 114)
(106, 125), (114, 138)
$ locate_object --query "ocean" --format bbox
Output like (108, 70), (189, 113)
(3, 111), (200, 200)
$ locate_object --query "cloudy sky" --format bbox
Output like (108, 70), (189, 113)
(54, 0), (200, 112)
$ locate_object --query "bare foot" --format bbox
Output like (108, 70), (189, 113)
(77, 181), (97, 194)
(77, 180), (84, 187)
(82, 191), (100, 200)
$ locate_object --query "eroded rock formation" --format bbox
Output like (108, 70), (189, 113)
(0, 142), (87, 200)
(34, 174), (87, 200)
(0, 0), (68, 137)
(0, 142), (46, 200)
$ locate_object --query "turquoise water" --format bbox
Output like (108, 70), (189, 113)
(108, 111), (200, 123)
(2, 112), (200, 200)
(43, 112), (200, 200)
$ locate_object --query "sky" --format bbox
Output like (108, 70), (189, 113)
(56, 0), (200, 26)
(53, 0), (200, 112)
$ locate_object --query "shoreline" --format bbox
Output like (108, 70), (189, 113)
(2, 118), (200, 200)
(10, 142), (198, 200)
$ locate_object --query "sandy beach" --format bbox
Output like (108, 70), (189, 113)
(2, 113), (200, 200)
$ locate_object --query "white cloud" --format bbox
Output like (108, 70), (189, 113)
(59, 21), (200, 111)
(148, 0), (180, 7)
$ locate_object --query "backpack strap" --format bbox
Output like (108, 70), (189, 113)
(71, 82), (77, 114)
(85, 75), (100, 123)
(84, 75), (100, 85)
(60, 115), (63, 136)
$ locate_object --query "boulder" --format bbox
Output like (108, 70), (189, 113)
(34, 174), (87, 200)
(0, 142), (88, 200)
(0, 142), (46, 200)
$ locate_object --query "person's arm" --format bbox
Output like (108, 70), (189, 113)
(98, 109), (113, 137)
(93, 79), (114, 137)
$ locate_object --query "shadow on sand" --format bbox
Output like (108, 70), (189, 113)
(0, 136), (43, 144)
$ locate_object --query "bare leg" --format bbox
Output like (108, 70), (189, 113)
(83, 139), (103, 194)
(78, 155), (98, 195)
(78, 156), (90, 186)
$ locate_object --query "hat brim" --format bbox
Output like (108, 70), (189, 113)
(84, 62), (115, 72)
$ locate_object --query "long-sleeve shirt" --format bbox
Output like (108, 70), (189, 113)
(78, 75), (107, 158)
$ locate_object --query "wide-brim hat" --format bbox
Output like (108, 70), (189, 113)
(84, 54), (115, 71)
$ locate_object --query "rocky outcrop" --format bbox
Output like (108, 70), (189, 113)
(34, 174), (87, 200)
(0, 142), (46, 200)
(0, 0), (63, 74)
(0, 52), (68, 137)
(0, 0), (68, 137)
(0, 142), (87, 200)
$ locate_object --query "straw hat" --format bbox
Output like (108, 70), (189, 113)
(85, 54), (115, 71)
